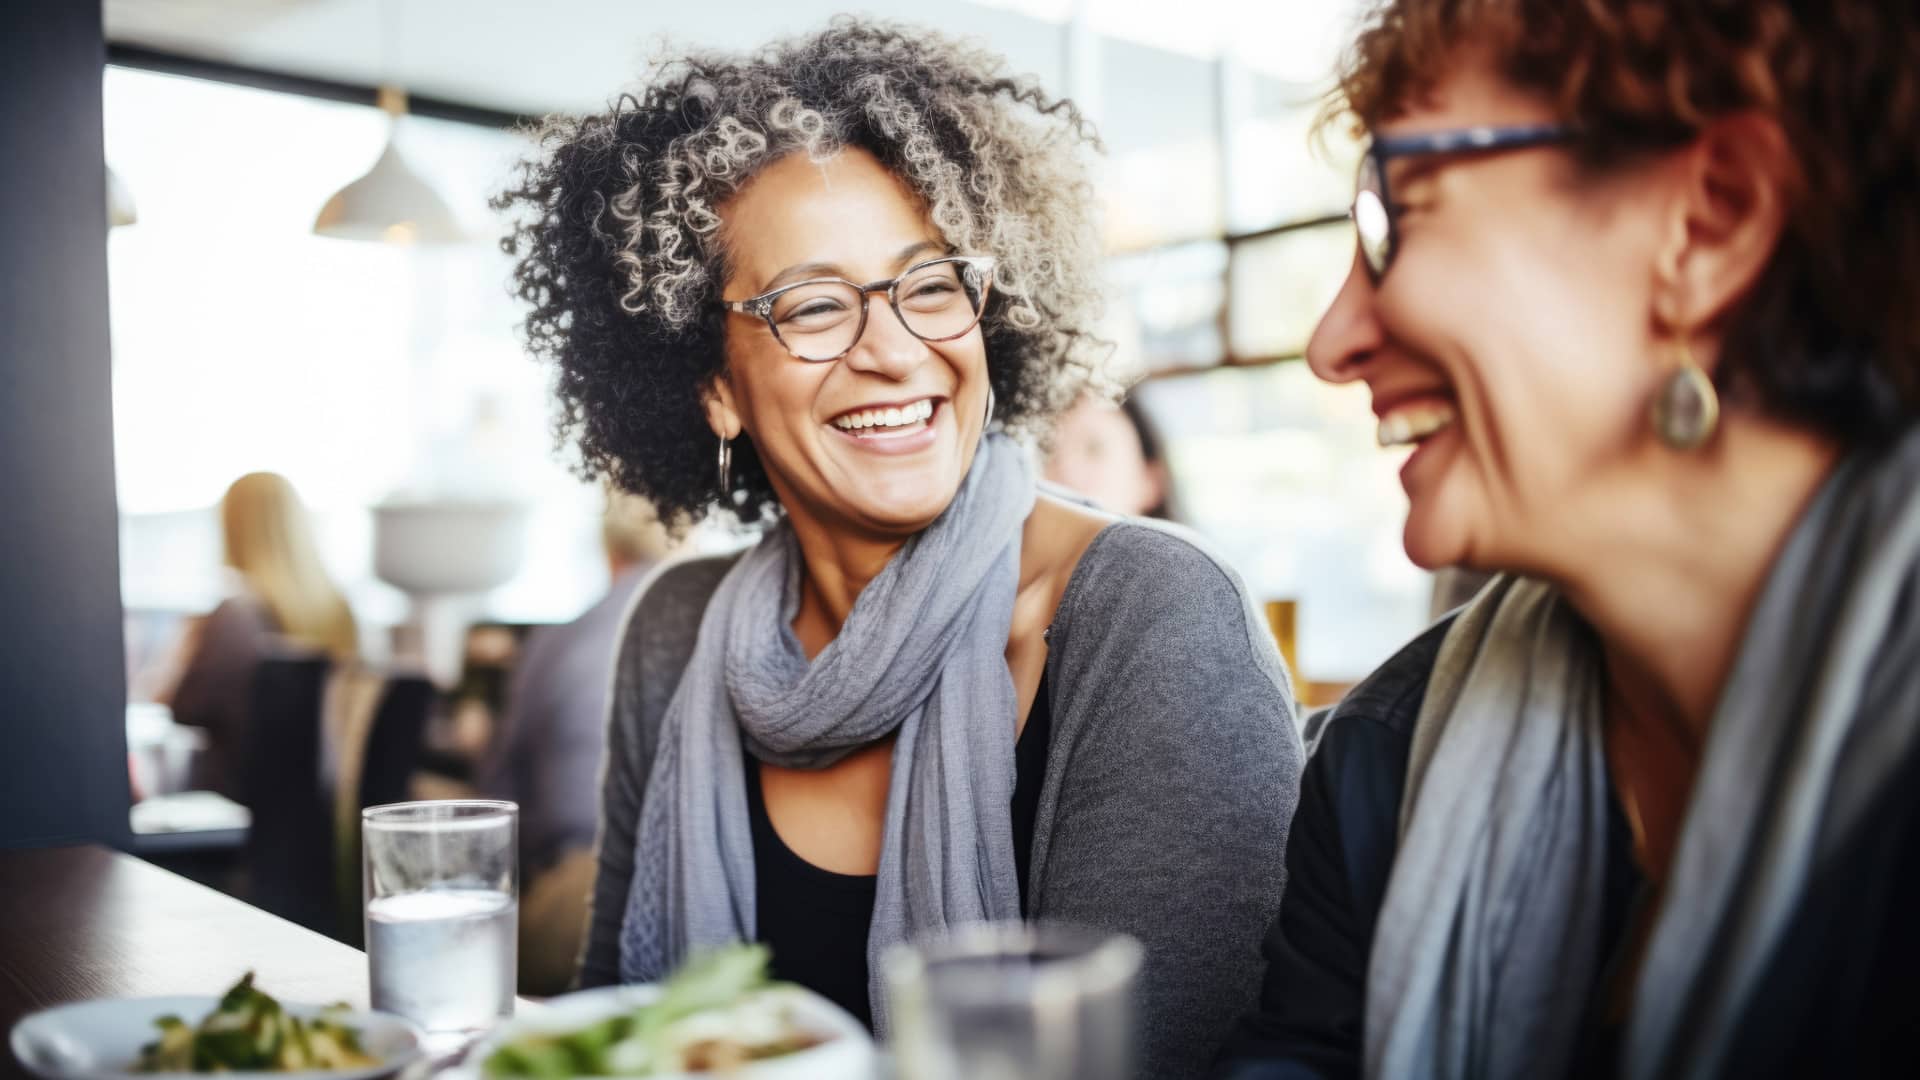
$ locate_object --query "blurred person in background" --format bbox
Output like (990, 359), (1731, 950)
(477, 490), (677, 993)
(167, 471), (357, 802)
(1043, 392), (1178, 519)
(1220, 0), (1920, 1076)
(498, 19), (1300, 1074)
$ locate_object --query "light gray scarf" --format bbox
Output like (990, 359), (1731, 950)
(1366, 428), (1920, 1080)
(620, 432), (1035, 1030)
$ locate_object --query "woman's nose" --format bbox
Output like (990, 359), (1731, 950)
(840, 297), (929, 381)
(1305, 253), (1384, 385)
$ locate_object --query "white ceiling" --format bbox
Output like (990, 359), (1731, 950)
(103, 0), (1365, 119)
(104, 0), (1070, 118)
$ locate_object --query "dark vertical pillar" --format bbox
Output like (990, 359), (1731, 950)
(0, 3), (131, 848)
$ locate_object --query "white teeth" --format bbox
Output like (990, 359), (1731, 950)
(1377, 401), (1458, 447)
(832, 398), (935, 432)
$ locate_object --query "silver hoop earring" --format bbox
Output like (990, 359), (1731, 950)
(983, 385), (997, 431)
(1651, 340), (1720, 451)
(716, 435), (733, 495)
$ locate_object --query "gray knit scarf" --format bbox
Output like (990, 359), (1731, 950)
(620, 432), (1035, 1030)
(1366, 427), (1920, 1080)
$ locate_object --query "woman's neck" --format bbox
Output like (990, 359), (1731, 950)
(787, 518), (908, 657)
(781, 492), (1105, 661)
(1553, 412), (1840, 739)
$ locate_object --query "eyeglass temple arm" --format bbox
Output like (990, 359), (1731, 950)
(1370, 123), (1576, 158)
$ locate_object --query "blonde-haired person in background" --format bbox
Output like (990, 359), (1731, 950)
(167, 471), (357, 802)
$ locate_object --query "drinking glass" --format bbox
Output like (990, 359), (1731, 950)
(362, 800), (518, 1043)
(883, 922), (1142, 1080)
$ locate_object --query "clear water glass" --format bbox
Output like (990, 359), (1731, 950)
(362, 800), (518, 1044)
(883, 922), (1142, 1080)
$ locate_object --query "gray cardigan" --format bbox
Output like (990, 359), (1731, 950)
(580, 521), (1303, 1079)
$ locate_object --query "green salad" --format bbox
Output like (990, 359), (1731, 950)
(483, 945), (827, 1077)
(137, 973), (379, 1073)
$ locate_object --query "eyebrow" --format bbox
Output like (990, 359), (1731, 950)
(757, 239), (950, 293)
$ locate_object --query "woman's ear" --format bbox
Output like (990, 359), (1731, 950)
(1651, 111), (1794, 335)
(701, 371), (743, 441)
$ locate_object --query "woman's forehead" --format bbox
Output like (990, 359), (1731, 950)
(720, 148), (943, 289)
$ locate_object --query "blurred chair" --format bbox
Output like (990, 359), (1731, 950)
(242, 653), (333, 935)
(359, 675), (434, 809)
(329, 668), (438, 946)
(520, 848), (598, 994)
(244, 654), (437, 944)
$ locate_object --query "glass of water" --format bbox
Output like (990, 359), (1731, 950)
(883, 922), (1142, 1080)
(362, 800), (518, 1043)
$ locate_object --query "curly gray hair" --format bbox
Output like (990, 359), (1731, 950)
(497, 17), (1112, 526)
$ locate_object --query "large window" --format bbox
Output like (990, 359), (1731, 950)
(105, 67), (606, 632)
(1080, 34), (1430, 683)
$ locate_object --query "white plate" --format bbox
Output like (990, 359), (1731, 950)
(460, 984), (876, 1079)
(9, 996), (424, 1080)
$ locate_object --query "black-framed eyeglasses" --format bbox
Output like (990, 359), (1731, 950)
(720, 254), (997, 362)
(1353, 123), (1576, 283)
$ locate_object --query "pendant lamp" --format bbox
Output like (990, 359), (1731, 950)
(313, 86), (465, 245)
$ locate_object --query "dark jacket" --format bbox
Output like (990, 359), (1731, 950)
(1214, 617), (1920, 1080)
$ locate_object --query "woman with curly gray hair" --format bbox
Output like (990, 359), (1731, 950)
(499, 19), (1300, 1075)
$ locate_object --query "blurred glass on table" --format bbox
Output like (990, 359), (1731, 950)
(362, 800), (518, 1044)
(125, 702), (203, 800)
(884, 922), (1141, 1080)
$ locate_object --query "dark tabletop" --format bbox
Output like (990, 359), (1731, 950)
(0, 844), (372, 1080)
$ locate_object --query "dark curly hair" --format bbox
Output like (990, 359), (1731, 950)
(1331, 0), (1920, 446)
(495, 18), (1108, 528)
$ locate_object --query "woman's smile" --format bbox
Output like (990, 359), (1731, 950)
(826, 396), (943, 455)
(1375, 395), (1457, 449)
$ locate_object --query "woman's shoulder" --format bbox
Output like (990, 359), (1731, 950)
(1045, 517), (1300, 742)
(1303, 614), (1452, 826)
(1052, 517), (1269, 647)
(608, 553), (740, 738)
(625, 554), (738, 629)
(1076, 515), (1240, 571)
(1318, 616), (1449, 735)
(616, 554), (739, 665)
(196, 592), (278, 649)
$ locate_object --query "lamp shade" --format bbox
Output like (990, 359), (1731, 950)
(313, 137), (465, 245)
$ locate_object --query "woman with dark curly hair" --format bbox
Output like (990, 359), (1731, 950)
(1218, 1), (1920, 1078)
(496, 19), (1301, 1076)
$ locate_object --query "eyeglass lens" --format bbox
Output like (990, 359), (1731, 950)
(770, 259), (989, 361)
(1352, 154), (1392, 281)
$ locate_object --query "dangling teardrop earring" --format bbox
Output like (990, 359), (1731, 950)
(715, 434), (733, 495)
(1651, 339), (1720, 451)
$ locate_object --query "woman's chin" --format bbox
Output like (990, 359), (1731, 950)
(844, 485), (960, 535)
(1401, 502), (1472, 572)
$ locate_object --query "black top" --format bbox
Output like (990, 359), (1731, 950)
(1213, 618), (1920, 1080)
(745, 668), (1053, 1029)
